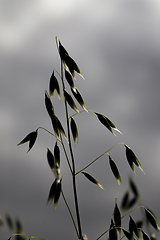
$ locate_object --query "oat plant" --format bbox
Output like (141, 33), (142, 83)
(10, 37), (159, 240)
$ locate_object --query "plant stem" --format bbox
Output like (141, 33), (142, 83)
(60, 61), (82, 239)
(36, 127), (61, 142)
(60, 134), (73, 173)
(61, 189), (79, 237)
(76, 142), (124, 175)
(96, 205), (144, 240)
(10, 233), (46, 240)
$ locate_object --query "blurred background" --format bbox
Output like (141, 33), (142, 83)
(1, 0), (160, 239)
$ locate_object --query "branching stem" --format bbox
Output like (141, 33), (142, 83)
(9, 233), (46, 240)
(61, 189), (79, 237)
(60, 134), (73, 173)
(76, 142), (124, 175)
(36, 127), (62, 142)
(60, 60), (82, 239)
(96, 205), (144, 240)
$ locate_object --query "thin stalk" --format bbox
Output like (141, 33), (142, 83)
(60, 134), (72, 173)
(76, 142), (124, 175)
(60, 61), (82, 239)
(37, 127), (72, 173)
(36, 127), (62, 142)
(9, 233), (46, 240)
(61, 189), (79, 237)
(96, 205), (144, 240)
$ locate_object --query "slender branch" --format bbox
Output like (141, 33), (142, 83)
(53, 67), (62, 79)
(96, 205), (144, 240)
(60, 133), (73, 173)
(9, 233), (46, 240)
(36, 126), (72, 173)
(36, 127), (62, 142)
(61, 189), (79, 237)
(76, 142), (124, 175)
(69, 110), (87, 119)
(69, 109), (95, 119)
(37, 126), (72, 172)
(60, 60), (82, 239)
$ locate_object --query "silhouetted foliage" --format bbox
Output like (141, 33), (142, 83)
(14, 37), (159, 240)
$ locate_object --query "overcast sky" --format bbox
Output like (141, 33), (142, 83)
(1, 0), (160, 239)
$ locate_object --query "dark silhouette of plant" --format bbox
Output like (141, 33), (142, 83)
(10, 37), (159, 240)
(0, 213), (26, 240)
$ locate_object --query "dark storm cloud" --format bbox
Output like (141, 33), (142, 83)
(1, 0), (160, 239)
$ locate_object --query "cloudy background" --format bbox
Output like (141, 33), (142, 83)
(1, 0), (160, 239)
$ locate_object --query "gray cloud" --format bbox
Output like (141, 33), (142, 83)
(1, 0), (160, 239)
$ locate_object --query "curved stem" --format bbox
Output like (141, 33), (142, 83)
(37, 127), (72, 173)
(60, 60), (82, 239)
(76, 142), (124, 175)
(53, 68), (62, 79)
(61, 189), (79, 237)
(69, 110), (86, 119)
(96, 205), (144, 240)
(60, 134), (73, 173)
(10, 233), (46, 240)
(36, 127), (62, 142)
(70, 109), (95, 119)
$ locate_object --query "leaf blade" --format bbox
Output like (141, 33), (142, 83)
(54, 142), (60, 167)
(45, 90), (54, 118)
(124, 145), (144, 174)
(71, 87), (87, 112)
(51, 114), (67, 141)
(17, 130), (38, 152)
(122, 229), (132, 240)
(114, 200), (121, 236)
(58, 40), (84, 79)
(109, 218), (118, 240)
(121, 191), (129, 210)
(65, 69), (75, 89)
(95, 113), (121, 135)
(109, 155), (122, 185)
(95, 112), (113, 134)
(54, 180), (62, 209)
(47, 148), (55, 170)
(141, 230), (151, 240)
(49, 71), (61, 99)
(129, 178), (139, 199)
(64, 89), (79, 113)
(70, 117), (79, 144)
(82, 172), (104, 189)
(129, 215), (141, 239)
(145, 208), (160, 231)
(47, 180), (57, 205)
